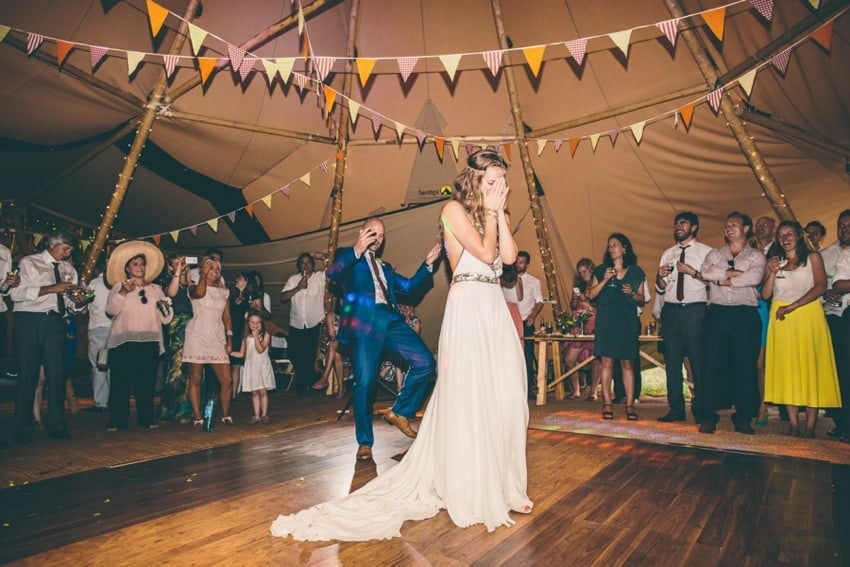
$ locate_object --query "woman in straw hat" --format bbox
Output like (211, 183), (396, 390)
(183, 255), (234, 427)
(104, 240), (173, 431)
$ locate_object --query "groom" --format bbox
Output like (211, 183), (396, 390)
(328, 217), (441, 461)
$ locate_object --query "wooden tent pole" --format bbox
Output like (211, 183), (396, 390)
(664, 0), (797, 223)
(167, 110), (335, 144)
(489, 0), (563, 318)
(324, 0), (361, 312)
(80, 0), (201, 284)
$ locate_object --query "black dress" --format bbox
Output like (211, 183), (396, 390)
(592, 265), (645, 360)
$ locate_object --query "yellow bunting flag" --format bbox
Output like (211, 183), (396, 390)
(300, 172), (311, 186)
(357, 58), (376, 87)
(298, 7), (305, 35)
(439, 54), (462, 81)
(207, 218), (219, 233)
(608, 30), (632, 57)
(197, 57), (217, 85)
(522, 46), (546, 77)
(703, 8), (726, 41)
(127, 51), (145, 75)
(536, 139), (547, 156)
(630, 122), (646, 144)
(589, 134), (600, 152)
(262, 195), (272, 210)
(811, 21), (833, 51)
(0, 25), (10, 43)
(245, 204), (254, 218)
(187, 22), (207, 55)
(738, 69), (757, 97)
(152, 234), (161, 246)
(679, 103), (695, 129)
(808, 0), (820, 8)
(348, 100), (360, 123)
(569, 138), (580, 157)
(503, 143), (512, 161)
(323, 85), (337, 113)
(394, 121), (405, 142)
(56, 41), (73, 67)
(170, 230), (179, 243)
(145, 0), (169, 37)
(434, 137), (445, 160)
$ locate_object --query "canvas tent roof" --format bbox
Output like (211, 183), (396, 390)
(1, 0), (849, 340)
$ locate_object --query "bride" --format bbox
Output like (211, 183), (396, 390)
(270, 149), (532, 541)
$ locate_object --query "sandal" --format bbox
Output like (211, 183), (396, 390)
(193, 419), (203, 428)
(249, 416), (260, 424)
(602, 404), (614, 420)
(220, 416), (234, 425)
(626, 405), (639, 421)
(261, 415), (270, 424)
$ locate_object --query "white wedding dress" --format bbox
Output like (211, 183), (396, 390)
(270, 249), (531, 541)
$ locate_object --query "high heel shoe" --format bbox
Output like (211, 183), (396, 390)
(602, 404), (614, 420)
(626, 405), (639, 421)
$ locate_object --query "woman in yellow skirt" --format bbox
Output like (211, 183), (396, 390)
(762, 220), (841, 437)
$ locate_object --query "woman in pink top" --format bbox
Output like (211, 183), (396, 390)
(105, 241), (173, 431)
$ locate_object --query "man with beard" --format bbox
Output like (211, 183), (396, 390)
(821, 209), (850, 441)
(655, 212), (712, 423)
(698, 212), (766, 435)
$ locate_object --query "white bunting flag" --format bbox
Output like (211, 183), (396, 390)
(439, 54), (462, 81)
(738, 69), (757, 96)
(630, 122), (646, 144)
(127, 51), (145, 75)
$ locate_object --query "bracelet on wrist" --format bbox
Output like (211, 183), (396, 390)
(226, 330), (233, 336)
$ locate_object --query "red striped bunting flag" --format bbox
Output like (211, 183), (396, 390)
(26, 33), (44, 55)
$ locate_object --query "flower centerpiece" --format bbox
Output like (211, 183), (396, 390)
(559, 309), (593, 336)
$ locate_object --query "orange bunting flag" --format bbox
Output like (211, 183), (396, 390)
(146, 0), (169, 37)
(503, 143), (512, 162)
(323, 85), (337, 113)
(357, 58), (376, 87)
(679, 103), (695, 129)
(569, 138), (580, 157)
(245, 204), (254, 218)
(197, 57), (217, 85)
(811, 21), (833, 52)
(303, 31), (310, 61)
(522, 46), (546, 77)
(434, 137), (445, 160)
(703, 8), (726, 41)
(56, 40), (73, 67)
(152, 234), (162, 246)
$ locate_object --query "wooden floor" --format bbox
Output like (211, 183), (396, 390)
(2, 418), (848, 566)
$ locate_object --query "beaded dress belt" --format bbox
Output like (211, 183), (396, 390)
(452, 273), (499, 284)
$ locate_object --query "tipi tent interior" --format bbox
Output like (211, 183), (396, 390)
(1, 0), (848, 346)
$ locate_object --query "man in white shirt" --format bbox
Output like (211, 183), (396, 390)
(655, 212), (712, 423)
(280, 252), (327, 396)
(0, 242), (18, 359)
(9, 231), (87, 442)
(85, 257), (112, 413)
(514, 251), (543, 398)
(822, 209), (850, 441)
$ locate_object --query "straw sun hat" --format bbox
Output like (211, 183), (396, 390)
(106, 240), (165, 287)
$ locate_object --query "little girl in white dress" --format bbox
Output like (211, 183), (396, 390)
(239, 311), (276, 423)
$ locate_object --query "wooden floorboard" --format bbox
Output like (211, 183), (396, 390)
(1, 421), (846, 566)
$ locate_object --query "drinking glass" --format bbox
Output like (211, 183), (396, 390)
(776, 257), (788, 279)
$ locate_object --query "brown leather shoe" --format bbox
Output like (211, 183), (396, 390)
(356, 444), (373, 461)
(383, 410), (417, 438)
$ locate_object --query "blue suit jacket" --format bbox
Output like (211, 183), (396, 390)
(327, 247), (433, 344)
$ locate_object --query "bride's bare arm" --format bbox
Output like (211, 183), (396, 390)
(441, 200), (498, 266)
(498, 211), (517, 265)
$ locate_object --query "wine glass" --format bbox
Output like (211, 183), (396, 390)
(775, 257), (788, 279)
(605, 264), (618, 288)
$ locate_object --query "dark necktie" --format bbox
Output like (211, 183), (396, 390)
(676, 245), (689, 302)
(368, 253), (391, 305)
(52, 262), (66, 314)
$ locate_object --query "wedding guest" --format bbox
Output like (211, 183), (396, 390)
(822, 210), (850, 440)
(85, 256), (112, 414)
(500, 263), (524, 340)
(280, 253), (326, 396)
(158, 254), (194, 423)
(516, 251), (544, 398)
(562, 258), (597, 399)
(228, 272), (251, 397)
(805, 220), (826, 251)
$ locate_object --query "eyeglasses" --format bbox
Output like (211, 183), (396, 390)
(139, 289), (148, 304)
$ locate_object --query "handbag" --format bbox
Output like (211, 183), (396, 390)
(96, 347), (109, 370)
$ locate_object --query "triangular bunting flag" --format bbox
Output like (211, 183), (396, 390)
(738, 69), (757, 96)
(439, 54), (462, 81)
(372, 115), (382, 137)
(187, 22), (207, 55)
(238, 58), (253, 81)
(564, 38), (588, 66)
(679, 103), (695, 129)
(398, 57), (418, 82)
(245, 204), (254, 218)
(303, 30), (310, 61)
(674, 111), (680, 128)
(536, 139), (547, 156)
(26, 33), (44, 55)
(319, 161), (329, 173)
(146, 0), (169, 37)
(522, 46), (546, 77)
(348, 100), (360, 123)
(811, 21), (833, 51)
(708, 87), (723, 112)
(262, 195), (273, 210)
(323, 85), (337, 113)
(434, 137), (445, 160)
(170, 230), (179, 243)
(356, 58), (376, 86)
(771, 48), (791, 74)
(569, 138), (580, 157)
(207, 218), (219, 233)
(503, 143), (512, 161)
(553, 139), (563, 152)
(163, 54), (179, 78)
(808, 0), (820, 7)
(0, 25), (10, 43)
(56, 41), (74, 67)
(152, 234), (162, 246)
(227, 44), (246, 73)
(90, 46), (108, 72)
(609, 29), (632, 57)
(283, 184), (291, 198)
(749, 0), (774, 21)
(227, 211), (236, 223)
(630, 122), (646, 144)
(189, 225), (198, 237)
(416, 130), (426, 148)
(451, 140), (460, 160)
(300, 172), (311, 186)
(590, 134), (600, 151)
(277, 58), (295, 83)
(298, 7), (305, 35)
(313, 56), (336, 81)
(609, 131), (619, 146)
(394, 121), (405, 142)
(127, 51), (145, 75)
(703, 8), (726, 41)
(482, 50), (502, 78)
(293, 73), (308, 91)
(656, 19), (679, 47)
(197, 57), (217, 85)
(261, 58), (279, 86)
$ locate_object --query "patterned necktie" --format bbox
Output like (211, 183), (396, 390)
(53, 262), (66, 313)
(676, 245), (689, 302)
(368, 253), (391, 305)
